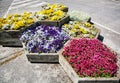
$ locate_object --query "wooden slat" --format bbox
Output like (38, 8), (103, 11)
(36, 15), (70, 27)
(26, 53), (59, 63)
(0, 38), (22, 47)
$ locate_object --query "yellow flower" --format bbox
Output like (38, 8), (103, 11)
(39, 9), (53, 15)
(82, 29), (88, 34)
(53, 10), (65, 16)
(12, 22), (19, 30)
(57, 4), (66, 10)
(8, 20), (13, 25)
(47, 3), (66, 11)
(13, 14), (20, 17)
(6, 14), (12, 19)
(85, 22), (91, 27)
(50, 16), (60, 21)
(4, 20), (8, 24)
(71, 29), (77, 33)
(73, 24), (79, 29)
(64, 24), (69, 28)
(13, 20), (25, 30)
(22, 12), (33, 17)
(47, 4), (51, 6)
(50, 4), (57, 10)
(12, 17), (19, 22)
(26, 19), (34, 24)
(80, 27), (88, 34)
(36, 5), (66, 21)
(80, 27), (84, 32)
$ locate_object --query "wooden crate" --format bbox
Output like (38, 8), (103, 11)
(0, 30), (23, 47)
(0, 23), (38, 47)
(59, 49), (120, 83)
(69, 27), (101, 39)
(0, 38), (22, 47)
(37, 15), (70, 27)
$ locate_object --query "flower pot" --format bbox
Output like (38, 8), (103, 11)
(59, 51), (120, 83)
(0, 23), (35, 47)
(62, 21), (101, 39)
(20, 22), (70, 63)
(58, 39), (120, 83)
(0, 30), (22, 47)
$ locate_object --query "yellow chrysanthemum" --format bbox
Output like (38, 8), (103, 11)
(50, 4), (57, 10)
(13, 14), (20, 17)
(13, 20), (25, 30)
(6, 14), (12, 19)
(26, 19), (34, 24)
(82, 29), (88, 34)
(64, 24), (69, 28)
(53, 10), (65, 16)
(85, 22), (91, 27)
(12, 17), (19, 22)
(47, 3), (66, 10)
(22, 12), (33, 17)
(80, 27), (84, 32)
(73, 24), (79, 29)
(50, 16), (60, 21)
(71, 29), (77, 33)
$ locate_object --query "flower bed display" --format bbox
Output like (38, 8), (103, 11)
(0, 12), (34, 30)
(62, 21), (100, 38)
(34, 9), (69, 27)
(20, 22), (70, 63)
(0, 12), (35, 47)
(68, 10), (91, 22)
(41, 3), (68, 12)
(59, 38), (119, 83)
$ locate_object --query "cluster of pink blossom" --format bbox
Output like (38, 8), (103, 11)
(62, 38), (118, 77)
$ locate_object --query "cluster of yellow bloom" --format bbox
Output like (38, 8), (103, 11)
(0, 12), (34, 30)
(35, 4), (67, 21)
(62, 21), (98, 38)
(43, 3), (66, 11)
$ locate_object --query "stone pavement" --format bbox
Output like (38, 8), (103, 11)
(0, 0), (120, 83)
(0, 0), (13, 17)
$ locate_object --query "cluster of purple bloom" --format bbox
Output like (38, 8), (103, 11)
(20, 25), (69, 53)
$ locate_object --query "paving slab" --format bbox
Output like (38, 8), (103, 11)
(0, 52), (72, 83)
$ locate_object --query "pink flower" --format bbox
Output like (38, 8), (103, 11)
(62, 38), (118, 77)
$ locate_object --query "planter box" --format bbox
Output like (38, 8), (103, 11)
(70, 27), (101, 39)
(59, 49), (120, 83)
(0, 38), (22, 47)
(36, 15), (70, 27)
(0, 30), (23, 47)
(0, 23), (37, 47)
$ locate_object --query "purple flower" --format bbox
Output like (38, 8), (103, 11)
(20, 25), (70, 53)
